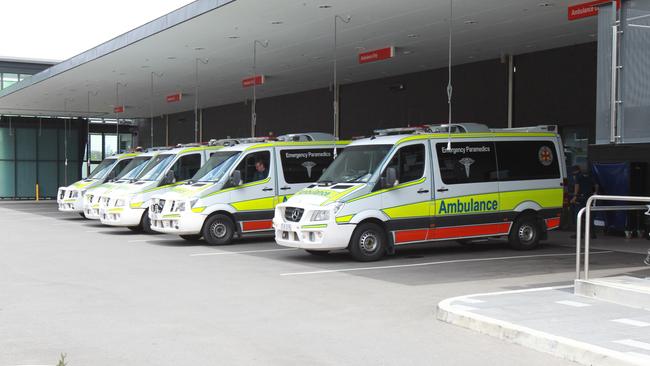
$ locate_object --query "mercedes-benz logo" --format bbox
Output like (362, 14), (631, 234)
(291, 210), (300, 221)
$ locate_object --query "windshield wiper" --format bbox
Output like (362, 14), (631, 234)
(317, 180), (335, 186)
(346, 174), (368, 183)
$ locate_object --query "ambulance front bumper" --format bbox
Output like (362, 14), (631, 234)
(149, 211), (205, 235)
(100, 206), (144, 227)
(273, 213), (353, 250)
(57, 196), (84, 212)
(83, 203), (101, 220)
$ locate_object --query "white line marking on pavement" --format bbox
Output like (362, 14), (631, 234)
(613, 339), (650, 352)
(611, 318), (650, 327)
(451, 304), (478, 312)
(457, 298), (485, 304)
(627, 352), (650, 362)
(127, 238), (179, 243)
(555, 300), (591, 307)
(280, 251), (613, 276)
(191, 248), (298, 256)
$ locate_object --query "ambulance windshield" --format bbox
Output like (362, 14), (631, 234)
(192, 151), (241, 182)
(86, 158), (117, 180)
(116, 156), (153, 181)
(318, 145), (392, 184)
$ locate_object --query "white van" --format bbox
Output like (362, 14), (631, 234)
(148, 139), (349, 244)
(274, 126), (566, 261)
(98, 144), (221, 232)
(82, 151), (157, 220)
(57, 152), (139, 216)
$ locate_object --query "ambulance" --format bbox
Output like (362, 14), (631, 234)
(82, 151), (157, 220)
(57, 152), (139, 216)
(147, 136), (349, 244)
(273, 125), (566, 261)
(98, 144), (221, 232)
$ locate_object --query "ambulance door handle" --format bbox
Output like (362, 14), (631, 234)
(262, 187), (274, 192)
(417, 189), (429, 194)
(280, 186), (291, 190)
(437, 188), (449, 192)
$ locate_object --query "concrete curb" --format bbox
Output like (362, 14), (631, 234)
(436, 286), (648, 366)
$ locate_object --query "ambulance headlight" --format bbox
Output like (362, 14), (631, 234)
(70, 190), (79, 198)
(311, 210), (330, 222)
(115, 199), (126, 207)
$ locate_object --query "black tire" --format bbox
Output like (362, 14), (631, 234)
(202, 214), (235, 245)
(127, 226), (141, 232)
(141, 209), (155, 234)
(305, 249), (330, 256)
(349, 222), (387, 262)
(78, 212), (87, 219)
(508, 215), (541, 250)
(456, 239), (473, 246)
(180, 234), (202, 242)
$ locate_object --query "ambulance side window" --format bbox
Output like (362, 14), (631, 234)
(235, 151), (271, 184)
(495, 141), (560, 181)
(436, 142), (498, 184)
(384, 144), (426, 184)
(170, 153), (202, 181)
(280, 148), (340, 184)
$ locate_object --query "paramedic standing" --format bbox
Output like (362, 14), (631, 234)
(570, 165), (597, 239)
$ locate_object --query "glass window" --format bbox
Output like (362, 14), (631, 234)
(107, 159), (132, 181)
(104, 134), (117, 157)
(119, 133), (133, 152)
(0, 127), (15, 159)
(436, 142), (498, 184)
(495, 141), (561, 181)
(90, 134), (103, 161)
(193, 151), (241, 182)
(280, 148), (339, 184)
(38, 128), (58, 160)
(235, 151), (271, 184)
(116, 156), (153, 180)
(383, 144), (425, 185)
(169, 154), (202, 182)
(2, 73), (18, 89)
(16, 161), (37, 197)
(0, 161), (15, 197)
(37, 161), (58, 198)
(86, 158), (117, 180)
(138, 154), (175, 181)
(16, 128), (37, 160)
(319, 145), (392, 184)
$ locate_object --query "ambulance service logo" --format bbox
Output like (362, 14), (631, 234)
(538, 146), (553, 166)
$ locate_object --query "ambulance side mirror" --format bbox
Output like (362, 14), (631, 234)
(230, 170), (242, 187)
(382, 167), (397, 188)
(162, 170), (175, 185)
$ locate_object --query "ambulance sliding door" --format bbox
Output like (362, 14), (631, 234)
(430, 140), (508, 240)
(274, 146), (339, 203)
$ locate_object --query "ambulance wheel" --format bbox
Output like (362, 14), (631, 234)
(509, 215), (540, 250)
(349, 223), (387, 262)
(141, 209), (155, 234)
(180, 234), (202, 242)
(456, 239), (473, 246)
(203, 214), (235, 245)
(305, 250), (330, 256)
(78, 212), (87, 219)
(127, 226), (141, 232)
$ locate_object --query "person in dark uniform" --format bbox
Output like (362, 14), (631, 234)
(252, 160), (268, 182)
(570, 165), (597, 239)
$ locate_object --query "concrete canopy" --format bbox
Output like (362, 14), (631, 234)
(0, 0), (596, 119)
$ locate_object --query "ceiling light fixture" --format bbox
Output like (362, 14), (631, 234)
(319, 5), (332, 9)
(167, 56), (177, 60)
(537, 2), (554, 7)
(194, 47), (205, 50)
(227, 35), (240, 39)
(407, 34), (419, 39)
(403, 50), (413, 55)
(271, 21), (283, 24)
(464, 20), (477, 24)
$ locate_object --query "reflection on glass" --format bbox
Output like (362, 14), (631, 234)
(319, 145), (392, 184)
(138, 154), (175, 181)
(192, 152), (240, 182)
(86, 158), (117, 180)
(2, 73), (18, 89)
(104, 134), (117, 157)
(90, 134), (103, 161)
(116, 156), (152, 180)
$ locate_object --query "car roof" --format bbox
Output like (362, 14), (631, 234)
(347, 131), (559, 147)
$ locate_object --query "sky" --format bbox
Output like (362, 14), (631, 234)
(1, 0), (196, 61)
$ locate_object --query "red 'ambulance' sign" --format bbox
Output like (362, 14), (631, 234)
(166, 93), (182, 103)
(113, 105), (125, 113)
(358, 47), (395, 64)
(242, 75), (265, 88)
(568, 0), (619, 21)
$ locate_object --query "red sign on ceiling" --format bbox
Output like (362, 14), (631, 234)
(568, 0), (619, 21)
(358, 47), (395, 64)
(166, 93), (182, 103)
(113, 105), (125, 113)
(242, 75), (265, 88)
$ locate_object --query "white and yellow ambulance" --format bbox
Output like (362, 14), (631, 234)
(98, 144), (221, 232)
(57, 152), (139, 216)
(147, 138), (349, 243)
(82, 151), (158, 220)
(274, 125), (566, 261)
